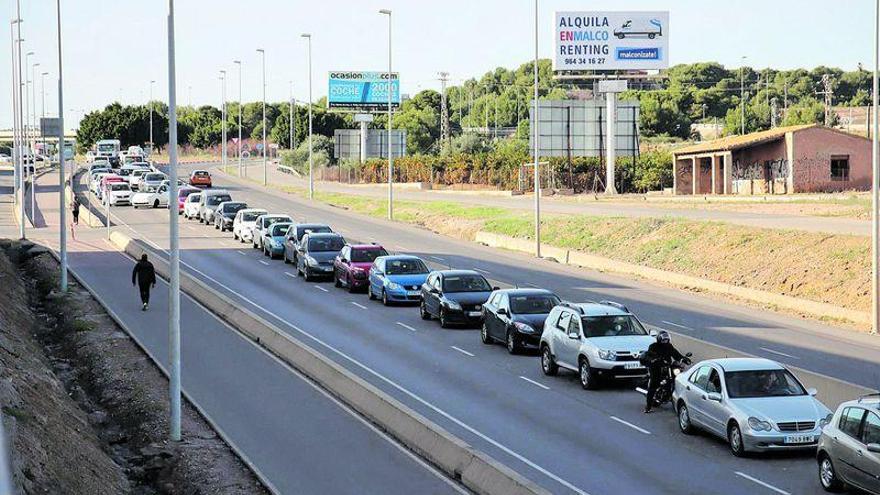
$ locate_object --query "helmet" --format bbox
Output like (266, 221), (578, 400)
(656, 330), (671, 344)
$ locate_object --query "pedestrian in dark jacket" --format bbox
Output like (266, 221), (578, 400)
(71, 198), (80, 225)
(132, 254), (156, 310)
(642, 331), (687, 413)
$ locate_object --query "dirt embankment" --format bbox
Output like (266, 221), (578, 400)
(0, 240), (268, 495)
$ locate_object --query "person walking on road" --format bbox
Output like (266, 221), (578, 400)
(71, 198), (80, 225)
(132, 254), (156, 311)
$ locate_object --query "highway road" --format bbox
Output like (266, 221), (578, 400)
(68, 163), (880, 495)
(33, 175), (467, 495)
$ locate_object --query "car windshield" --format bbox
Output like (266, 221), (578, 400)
(97, 144), (115, 152)
(242, 212), (264, 222)
(442, 274), (491, 293)
(263, 216), (290, 228)
(385, 259), (429, 275)
(352, 248), (388, 263)
(193, 171), (209, 177)
(510, 295), (560, 314)
(270, 224), (291, 236)
(581, 315), (648, 338)
(223, 203), (246, 213)
(297, 226), (332, 239)
(110, 184), (130, 191)
(724, 369), (807, 399)
(207, 194), (232, 206)
(187, 195), (201, 202)
(308, 236), (344, 252)
(145, 173), (164, 181)
(179, 189), (197, 198)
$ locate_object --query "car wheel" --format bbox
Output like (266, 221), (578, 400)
(381, 289), (390, 306)
(419, 301), (431, 320)
(368, 286), (376, 300)
(153, 199), (159, 208)
(303, 269), (312, 282)
(506, 331), (520, 355)
(480, 323), (492, 344)
(334, 272), (342, 288)
(818, 454), (844, 492)
(579, 358), (597, 390)
(347, 276), (357, 293)
(439, 308), (450, 328)
(677, 402), (694, 434)
(283, 253), (290, 264)
(215, 222), (219, 230)
(728, 423), (747, 457)
(541, 346), (558, 376)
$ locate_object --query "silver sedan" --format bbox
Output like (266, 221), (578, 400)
(673, 357), (832, 456)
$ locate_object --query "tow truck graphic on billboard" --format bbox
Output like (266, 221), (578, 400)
(554, 11), (669, 71)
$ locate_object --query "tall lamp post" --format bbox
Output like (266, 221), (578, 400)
(166, 0), (182, 442)
(740, 55), (747, 135)
(301, 34), (313, 199)
(379, 10), (393, 220)
(256, 48), (266, 186)
(220, 70), (227, 168)
(533, 0), (541, 258)
(149, 80), (155, 155)
(234, 60), (242, 177)
(289, 80), (294, 150)
(872, 0), (879, 335)
(55, 0), (67, 291)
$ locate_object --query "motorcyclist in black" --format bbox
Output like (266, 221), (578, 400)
(643, 330), (687, 413)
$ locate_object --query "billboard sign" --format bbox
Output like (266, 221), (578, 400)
(328, 71), (400, 111)
(554, 12), (669, 71)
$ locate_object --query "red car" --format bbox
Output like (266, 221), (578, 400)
(176, 186), (200, 214)
(333, 244), (389, 292)
(189, 170), (212, 188)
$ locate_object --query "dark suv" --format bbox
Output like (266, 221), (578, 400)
(214, 201), (248, 231)
(419, 270), (496, 328)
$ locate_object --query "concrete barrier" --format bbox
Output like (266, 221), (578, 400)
(107, 230), (550, 495)
(474, 231), (871, 327)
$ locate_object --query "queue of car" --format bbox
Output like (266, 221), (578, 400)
(97, 166), (879, 494)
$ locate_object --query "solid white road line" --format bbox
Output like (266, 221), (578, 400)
(396, 322), (418, 332)
(450, 346), (474, 357)
(258, 260), (270, 266)
(473, 267), (491, 275)
(429, 256), (445, 262)
(734, 472), (790, 495)
(284, 272), (296, 278)
(661, 320), (692, 330)
(237, 250), (247, 256)
(351, 302), (367, 310)
(314, 286), (329, 292)
(609, 416), (651, 435)
(759, 347), (799, 359)
(519, 376), (550, 390)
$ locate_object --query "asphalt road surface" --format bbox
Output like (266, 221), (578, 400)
(66, 163), (880, 495)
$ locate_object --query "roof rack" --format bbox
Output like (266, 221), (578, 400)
(559, 301), (585, 315)
(598, 300), (630, 313)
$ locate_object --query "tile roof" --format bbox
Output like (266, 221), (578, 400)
(674, 124), (817, 155)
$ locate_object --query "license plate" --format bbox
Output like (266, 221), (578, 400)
(468, 311), (482, 317)
(624, 362), (642, 370)
(407, 291), (421, 296)
(784, 434), (815, 444)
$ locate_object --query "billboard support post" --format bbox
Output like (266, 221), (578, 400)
(605, 91), (617, 194)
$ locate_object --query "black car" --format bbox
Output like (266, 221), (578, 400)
(283, 223), (333, 265)
(295, 232), (345, 281)
(481, 288), (560, 354)
(214, 201), (248, 231)
(419, 270), (497, 328)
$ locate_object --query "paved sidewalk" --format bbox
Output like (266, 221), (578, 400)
(221, 162), (870, 236)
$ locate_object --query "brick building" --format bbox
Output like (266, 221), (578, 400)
(671, 124), (872, 195)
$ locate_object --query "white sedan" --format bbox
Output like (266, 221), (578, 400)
(183, 192), (202, 219)
(102, 182), (133, 206)
(132, 184), (171, 209)
(233, 208), (268, 242)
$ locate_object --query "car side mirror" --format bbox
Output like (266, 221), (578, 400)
(497, 308), (508, 316)
(867, 443), (880, 454)
(649, 330), (658, 338)
(685, 352), (693, 358)
(807, 387), (818, 397)
(706, 392), (722, 402)
(568, 330), (579, 340)
(492, 286), (500, 291)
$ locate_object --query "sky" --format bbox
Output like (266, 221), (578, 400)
(1, 0), (876, 130)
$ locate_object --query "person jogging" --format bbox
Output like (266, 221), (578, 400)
(131, 254), (156, 311)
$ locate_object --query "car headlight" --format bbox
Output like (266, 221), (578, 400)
(445, 300), (462, 311)
(597, 349), (616, 360)
(747, 417), (773, 432)
(513, 322), (536, 334)
(386, 282), (402, 291)
(819, 413), (834, 429)
(306, 256), (318, 267)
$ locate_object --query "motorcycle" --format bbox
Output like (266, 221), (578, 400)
(640, 352), (693, 408)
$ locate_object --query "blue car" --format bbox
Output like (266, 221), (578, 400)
(368, 255), (431, 305)
(262, 222), (292, 259)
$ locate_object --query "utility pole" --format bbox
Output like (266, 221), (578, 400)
(10, 19), (20, 226)
(783, 80), (789, 122)
(55, 0), (67, 291)
(30, 60), (38, 223)
(770, 97), (778, 128)
(219, 70), (227, 167)
(289, 81), (294, 150)
(380, 9), (393, 220)
(256, 49), (266, 186)
(439, 71), (450, 144)
(233, 60), (242, 177)
(740, 56), (747, 135)
(533, 0), (541, 259)
(149, 80), (155, 156)
(818, 74), (834, 126)
(166, 0), (182, 441)
(872, 0), (879, 335)
(301, 34), (314, 200)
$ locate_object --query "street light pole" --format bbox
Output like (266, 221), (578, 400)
(289, 81), (294, 150)
(256, 48), (266, 186)
(740, 56), (747, 135)
(234, 60), (242, 177)
(166, 0), (182, 442)
(30, 60), (38, 224)
(301, 34), (313, 199)
(55, 0), (67, 291)
(220, 70), (227, 168)
(380, 9), (393, 220)
(149, 80), (155, 156)
(533, 0), (541, 259)
(10, 20), (21, 221)
(872, 0), (879, 335)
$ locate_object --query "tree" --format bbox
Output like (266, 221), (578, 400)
(636, 91), (692, 138)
